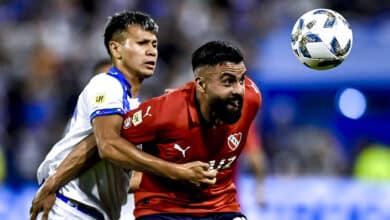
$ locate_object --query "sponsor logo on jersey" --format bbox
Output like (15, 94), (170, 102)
(173, 144), (191, 158)
(123, 116), (132, 129)
(227, 132), (242, 151)
(143, 106), (152, 118)
(132, 110), (143, 126)
(95, 94), (106, 104)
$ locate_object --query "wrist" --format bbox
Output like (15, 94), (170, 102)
(43, 175), (60, 194)
(165, 163), (185, 180)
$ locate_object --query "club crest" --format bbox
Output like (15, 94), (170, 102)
(227, 132), (242, 151)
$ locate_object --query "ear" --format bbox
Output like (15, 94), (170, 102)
(195, 76), (206, 93)
(109, 41), (122, 60)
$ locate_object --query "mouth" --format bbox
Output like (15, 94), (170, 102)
(144, 61), (156, 69)
(227, 99), (242, 110)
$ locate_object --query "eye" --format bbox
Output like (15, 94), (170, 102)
(222, 78), (234, 85)
(239, 74), (246, 85)
(137, 40), (148, 45)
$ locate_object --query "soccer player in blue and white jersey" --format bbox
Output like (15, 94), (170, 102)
(30, 11), (216, 220)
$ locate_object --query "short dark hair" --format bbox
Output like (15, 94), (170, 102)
(104, 11), (159, 56)
(191, 40), (244, 71)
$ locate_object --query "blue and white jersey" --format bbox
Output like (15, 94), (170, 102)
(37, 67), (140, 220)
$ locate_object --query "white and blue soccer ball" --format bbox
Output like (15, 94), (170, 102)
(291, 8), (353, 70)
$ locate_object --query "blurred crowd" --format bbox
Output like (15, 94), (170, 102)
(0, 0), (389, 186)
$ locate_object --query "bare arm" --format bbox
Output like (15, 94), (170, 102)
(30, 114), (216, 220)
(93, 114), (216, 183)
(30, 134), (99, 220)
(246, 141), (266, 207)
(47, 134), (99, 189)
(247, 145), (266, 182)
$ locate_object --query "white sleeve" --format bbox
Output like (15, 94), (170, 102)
(85, 74), (127, 121)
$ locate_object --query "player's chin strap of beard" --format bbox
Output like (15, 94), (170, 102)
(220, 96), (243, 124)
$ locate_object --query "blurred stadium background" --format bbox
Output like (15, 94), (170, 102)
(0, 0), (390, 219)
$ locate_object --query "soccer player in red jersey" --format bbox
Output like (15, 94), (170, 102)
(121, 40), (262, 220)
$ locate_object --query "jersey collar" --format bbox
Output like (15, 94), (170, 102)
(187, 82), (201, 127)
(107, 66), (133, 98)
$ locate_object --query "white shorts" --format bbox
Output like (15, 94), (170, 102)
(119, 193), (135, 220)
(36, 197), (98, 220)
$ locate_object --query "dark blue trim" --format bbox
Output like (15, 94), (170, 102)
(39, 179), (45, 186)
(56, 193), (104, 220)
(90, 108), (124, 121)
(107, 67), (132, 112)
(136, 212), (247, 220)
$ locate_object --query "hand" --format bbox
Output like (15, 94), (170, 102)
(177, 161), (217, 187)
(128, 171), (142, 193)
(29, 184), (56, 220)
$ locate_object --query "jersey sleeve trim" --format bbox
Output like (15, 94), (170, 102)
(90, 108), (124, 121)
(107, 67), (132, 112)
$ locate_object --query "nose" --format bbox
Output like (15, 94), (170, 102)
(146, 46), (157, 57)
(232, 81), (244, 96)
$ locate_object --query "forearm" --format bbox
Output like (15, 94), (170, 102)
(44, 134), (100, 192)
(249, 151), (265, 181)
(98, 136), (183, 180)
(93, 114), (188, 180)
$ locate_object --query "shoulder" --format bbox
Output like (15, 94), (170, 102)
(143, 81), (194, 107)
(154, 82), (192, 103)
(245, 77), (262, 109)
(125, 82), (193, 115)
(160, 82), (194, 101)
(89, 73), (121, 87)
(85, 73), (122, 93)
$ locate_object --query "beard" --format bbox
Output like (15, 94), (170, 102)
(210, 94), (243, 124)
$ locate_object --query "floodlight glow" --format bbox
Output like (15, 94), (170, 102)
(337, 88), (366, 119)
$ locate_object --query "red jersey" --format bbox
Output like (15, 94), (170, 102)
(121, 78), (261, 218)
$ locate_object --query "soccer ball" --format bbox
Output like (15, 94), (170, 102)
(291, 8), (353, 70)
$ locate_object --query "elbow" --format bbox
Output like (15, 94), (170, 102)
(96, 140), (112, 160)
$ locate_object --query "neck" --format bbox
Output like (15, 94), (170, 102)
(115, 65), (143, 97)
(129, 78), (142, 97)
